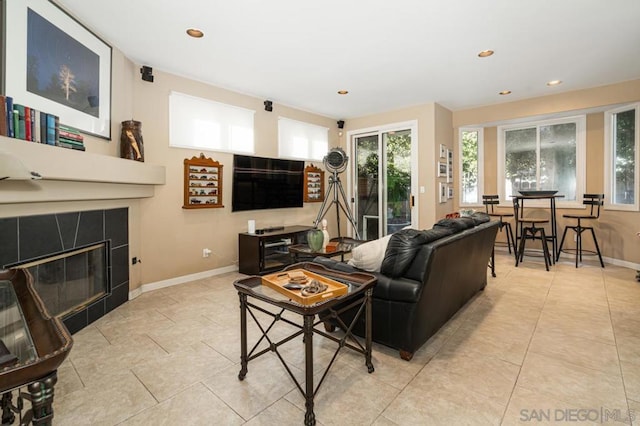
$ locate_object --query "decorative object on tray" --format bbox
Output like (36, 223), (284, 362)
(261, 269), (348, 305)
(3, 0), (112, 139)
(518, 190), (558, 196)
(120, 120), (144, 161)
(183, 153), (224, 209)
(303, 164), (324, 202)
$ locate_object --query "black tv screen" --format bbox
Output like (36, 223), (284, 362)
(232, 155), (304, 212)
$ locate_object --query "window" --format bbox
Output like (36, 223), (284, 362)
(498, 116), (585, 204)
(169, 91), (255, 154)
(278, 117), (328, 161)
(605, 104), (639, 211)
(459, 128), (484, 205)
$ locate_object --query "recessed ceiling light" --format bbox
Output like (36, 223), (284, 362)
(547, 80), (563, 86)
(499, 90), (512, 95)
(337, 90), (349, 95)
(478, 50), (494, 58)
(186, 28), (204, 38)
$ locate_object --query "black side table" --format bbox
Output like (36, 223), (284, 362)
(234, 262), (377, 426)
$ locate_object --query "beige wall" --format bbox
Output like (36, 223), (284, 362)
(453, 79), (640, 265)
(344, 102), (454, 230)
(133, 69), (338, 284)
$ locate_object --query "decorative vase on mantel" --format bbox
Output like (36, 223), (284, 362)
(120, 120), (144, 162)
(307, 228), (324, 252)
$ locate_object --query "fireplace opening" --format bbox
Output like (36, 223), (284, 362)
(11, 242), (110, 318)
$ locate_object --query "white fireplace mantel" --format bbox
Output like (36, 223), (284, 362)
(0, 136), (166, 204)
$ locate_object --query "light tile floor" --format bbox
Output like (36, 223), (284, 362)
(46, 252), (640, 425)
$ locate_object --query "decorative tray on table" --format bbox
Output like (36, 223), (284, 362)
(261, 269), (348, 305)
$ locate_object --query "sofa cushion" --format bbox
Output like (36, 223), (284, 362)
(347, 233), (393, 272)
(433, 217), (476, 232)
(380, 228), (454, 278)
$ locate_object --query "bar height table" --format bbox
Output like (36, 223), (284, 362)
(511, 194), (565, 263)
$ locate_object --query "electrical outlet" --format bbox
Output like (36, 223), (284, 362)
(202, 248), (212, 258)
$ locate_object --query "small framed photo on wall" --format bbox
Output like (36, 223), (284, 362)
(438, 161), (447, 178)
(439, 144), (447, 159)
(439, 182), (447, 203)
(447, 185), (454, 199)
(447, 149), (454, 183)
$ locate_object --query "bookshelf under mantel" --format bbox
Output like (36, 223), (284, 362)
(0, 136), (166, 204)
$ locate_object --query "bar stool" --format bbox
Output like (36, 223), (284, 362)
(557, 194), (605, 268)
(513, 198), (553, 271)
(482, 195), (517, 257)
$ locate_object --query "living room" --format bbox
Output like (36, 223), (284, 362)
(1, 0), (640, 424)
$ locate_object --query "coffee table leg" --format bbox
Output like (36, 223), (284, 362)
(238, 293), (248, 380)
(365, 288), (374, 373)
(303, 314), (316, 426)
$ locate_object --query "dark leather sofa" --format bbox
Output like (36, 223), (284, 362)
(314, 214), (499, 360)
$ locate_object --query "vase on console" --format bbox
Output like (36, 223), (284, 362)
(307, 228), (324, 252)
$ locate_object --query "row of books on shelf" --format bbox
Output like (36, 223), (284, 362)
(0, 95), (85, 151)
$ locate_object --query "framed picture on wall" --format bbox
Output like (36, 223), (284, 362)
(447, 185), (454, 199)
(438, 161), (447, 178)
(447, 149), (454, 183)
(2, 0), (112, 139)
(439, 144), (447, 159)
(439, 182), (447, 203)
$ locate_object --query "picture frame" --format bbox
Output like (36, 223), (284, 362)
(438, 161), (447, 178)
(447, 149), (454, 183)
(447, 185), (454, 199)
(439, 182), (447, 203)
(439, 144), (447, 159)
(2, 0), (112, 139)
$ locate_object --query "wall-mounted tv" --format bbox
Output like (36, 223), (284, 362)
(232, 154), (305, 212)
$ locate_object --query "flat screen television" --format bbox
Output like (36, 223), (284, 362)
(232, 154), (305, 212)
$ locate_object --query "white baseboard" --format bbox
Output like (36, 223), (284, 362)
(128, 264), (239, 300)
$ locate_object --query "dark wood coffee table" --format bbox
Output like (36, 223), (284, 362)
(234, 262), (376, 426)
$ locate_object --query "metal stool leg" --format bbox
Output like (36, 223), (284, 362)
(589, 227), (605, 268)
(557, 226), (569, 262)
(538, 227), (550, 271)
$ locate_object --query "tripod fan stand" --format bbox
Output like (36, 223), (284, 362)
(314, 148), (360, 240)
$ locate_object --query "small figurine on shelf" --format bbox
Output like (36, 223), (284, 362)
(120, 120), (144, 162)
(321, 219), (330, 250)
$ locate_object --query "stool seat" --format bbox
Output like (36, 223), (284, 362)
(520, 218), (549, 224)
(562, 214), (597, 220)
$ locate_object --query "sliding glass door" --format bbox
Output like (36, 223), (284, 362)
(353, 128), (414, 240)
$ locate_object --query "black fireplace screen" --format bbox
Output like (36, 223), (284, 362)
(15, 243), (109, 318)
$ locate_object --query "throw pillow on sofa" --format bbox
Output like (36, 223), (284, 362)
(347, 234), (393, 272)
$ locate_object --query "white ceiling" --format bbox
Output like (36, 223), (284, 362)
(55, 0), (640, 120)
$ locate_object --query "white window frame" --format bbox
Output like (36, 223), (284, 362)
(169, 91), (255, 154)
(278, 117), (329, 162)
(458, 127), (484, 207)
(604, 103), (640, 211)
(497, 115), (586, 207)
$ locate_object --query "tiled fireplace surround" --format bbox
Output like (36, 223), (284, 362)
(0, 208), (129, 334)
